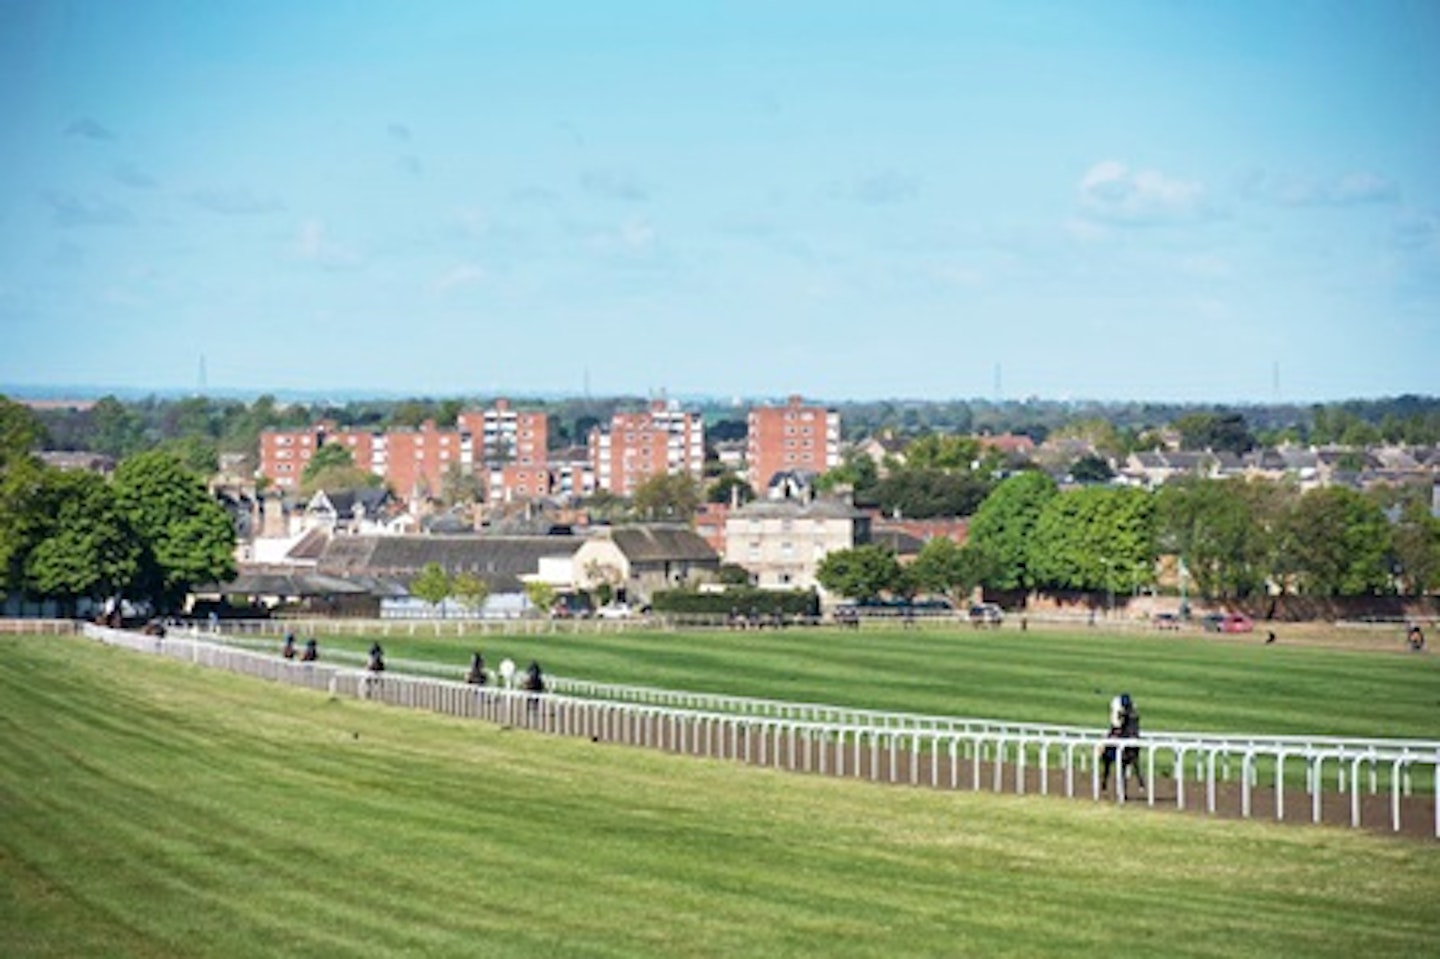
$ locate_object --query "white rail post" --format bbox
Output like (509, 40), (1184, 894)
(1241, 750), (1256, 819)
(1313, 755), (1326, 824)
(1275, 751), (1288, 821)
(1350, 754), (1365, 829)
(1206, 749), (1218, 814)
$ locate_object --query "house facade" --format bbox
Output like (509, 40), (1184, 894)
(572, 525), (720, 602)
(723, 496), (870, 592)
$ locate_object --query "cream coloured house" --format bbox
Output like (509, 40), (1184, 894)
(723, 496), (869, 592)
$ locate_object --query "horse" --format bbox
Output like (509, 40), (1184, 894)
(282, 633), (296, 660)
(367, 642), (386, 673)
(1408, 625), (1426, 652)
(1101, 708), (1145, 793)
(300, 638), (318, 663)
(464, 651), (487, 685)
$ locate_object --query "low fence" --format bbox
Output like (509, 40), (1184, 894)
(81, 623), (1440, 838)
(0, 618), (79, 635)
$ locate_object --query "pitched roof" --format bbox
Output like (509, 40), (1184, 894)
(606, 526), (718, 564)
(732, 497), (865, 521)
(317, 534), (583, 592)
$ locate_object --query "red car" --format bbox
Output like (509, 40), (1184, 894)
(1220, 613), (1253, 633)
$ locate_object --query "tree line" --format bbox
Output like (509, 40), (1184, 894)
(0, 398), (236, 615)
(817, 471), (1440, 604)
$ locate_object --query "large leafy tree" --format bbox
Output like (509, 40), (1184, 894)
(908, 538), (999, 606)
(0, 458), (62, 594)
(870, 468), (993, 520)
(1027, 486), (1156, 593)
(966, 471), (1058, 590)
(112, 451), (236, 611)
(1174, 411), (1255, 454)
(24, 470), (140, 611)
(0, 395), (46, 466)
(1390, 504), (1440, 597)
(1287, 486), (1392, 596)
(815, 545), (903, 601)
(631, 472), (700, 521)
(1155, 477), (1271, 600)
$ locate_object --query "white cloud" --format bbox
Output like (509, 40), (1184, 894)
(434, 263), (486, 293)
(292, 219), (360, 269)
(1180, 254), (1232, 278)
(1078, 161), (1207, 225)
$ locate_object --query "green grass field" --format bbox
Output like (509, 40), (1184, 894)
(296, 624), (1440, 740)
(3, 634), (1438, 958)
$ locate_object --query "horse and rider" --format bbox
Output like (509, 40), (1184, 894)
(464, 651), (487, 685)
(367, 642), (386, 673)
(282, 632), (296, 660)
(1101, 692), (1145, 794)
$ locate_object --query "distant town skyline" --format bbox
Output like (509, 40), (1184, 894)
(2, 1), (1437, 404)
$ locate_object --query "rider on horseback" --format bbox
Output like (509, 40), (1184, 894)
(1102, 693), (1145, 793)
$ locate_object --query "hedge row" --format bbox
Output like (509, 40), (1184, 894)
(650, 588), (819, 617)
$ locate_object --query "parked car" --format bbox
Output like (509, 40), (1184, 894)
(1200, 613), (1225, 633)
(1220, 613), (1254, 633)
(596, 603), (633, 620)
(968, 603), (1004, 626)
(1153, 612), (1181, 630)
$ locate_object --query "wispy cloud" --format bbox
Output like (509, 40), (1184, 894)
(396, 154), (423, 177)
(580, 169), (650, 202)
(1241, 169), (1401, 207)
(64, 117), (115, 141)
(1078, 161), (1208, 225)
(112, 161), (157, 189)
(41, 190), (135, 227)
(387, 122), (412, 142)
(292, 218), (360, 269)
(188, 187), (284, 215)
(851, 170), (919, 205)
(433, 263), (486, 294)
(1392, 210), (1438, 250)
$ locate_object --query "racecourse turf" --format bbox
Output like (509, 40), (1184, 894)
(295, 622), (1440, 740)
(2, 634), (1437, 958)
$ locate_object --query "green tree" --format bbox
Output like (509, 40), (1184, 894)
(156, 435), (219, 477)
(908, 537), (998, 606)
(632, 472), (700, 521)
(816, 448), (879, 499)
(523, 580), (557, 617)
(87, 396), (146, 458)
(1390, 506), (1440, 597)
(410, 562), (453, 611)
(24, 471), (140, 611)
(1027, 487), (1155, 593)
(452, 571), (490, 616)
(966, 472), (1058, 590)
(112, 451), (236, 612)
(1174, 412), (1255, 454)
(300, 443), (381, 495)
(0, 395), (45, 466)
(1155, 477), (1271, 600)
(903, 434), (982, 471)
(706, 472), (756, 506)
(815, 545), (903, 601)
(1069, 454), (1114, 484)
(871, 468), (993, 519)
(1288, 486), (1392, 596)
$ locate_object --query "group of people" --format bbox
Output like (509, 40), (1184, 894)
(281, 632), (319, 662)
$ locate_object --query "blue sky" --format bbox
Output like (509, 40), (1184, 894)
(1, 1), (1436, 403)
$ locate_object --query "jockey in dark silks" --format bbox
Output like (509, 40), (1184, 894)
(465, 651), (487, 685)
(367, 642), (386, 673)
(301, 638), (318, 662)
(282, 632), (296, 660)
(1102, 693), (1145, 793)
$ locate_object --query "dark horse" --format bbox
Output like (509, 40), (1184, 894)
(367, 642), (386, 673)
(1101, 708), (1145, 793)
(465, 651), (487, 685)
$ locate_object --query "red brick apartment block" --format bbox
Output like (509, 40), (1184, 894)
(258, 400), (553, 503)
(746, 395), (841, 490)
(589, 400), (705, 495)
